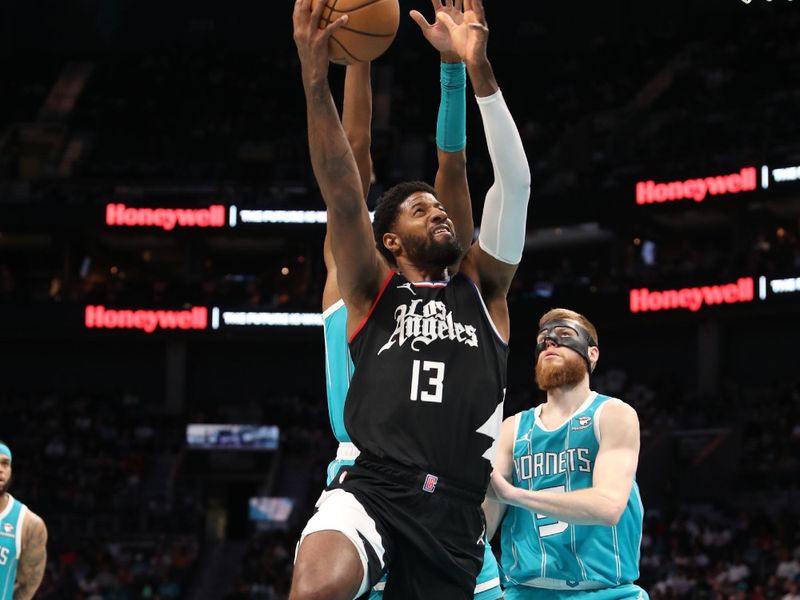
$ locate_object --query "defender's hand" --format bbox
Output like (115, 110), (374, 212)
(410, 0), (465, 59)
(293, 0), (349, 87)
(434, 0), (489, 67)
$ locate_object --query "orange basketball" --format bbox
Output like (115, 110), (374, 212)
(311, 0), (400, 65)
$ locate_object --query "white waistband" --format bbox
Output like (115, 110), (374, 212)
(335, 442), (360, 461)
(519, 578), (607, 591)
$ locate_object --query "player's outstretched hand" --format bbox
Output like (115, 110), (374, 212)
(293, 0), (349, 87)
(434, 0), (489, 67)
(410, 0), (465, 59)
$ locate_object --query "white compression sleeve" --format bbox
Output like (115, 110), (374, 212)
(476, 90), (531, 264)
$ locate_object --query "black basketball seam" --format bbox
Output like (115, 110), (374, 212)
(329, 0), (389, 13)
(329, 35), (362, 63)
(338, 26), (395, 37)
(321, 0), (334, 26)
(330, 0), (341, 18)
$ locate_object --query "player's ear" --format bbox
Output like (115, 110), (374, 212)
(383, 232), (401, 256)
(588, 346), (599, 373)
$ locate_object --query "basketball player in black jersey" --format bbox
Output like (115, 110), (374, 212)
(292, 0), (530, 598)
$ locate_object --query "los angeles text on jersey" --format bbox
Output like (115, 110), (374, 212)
(515, 448), (592, 480)
(378, 298), (479, 354)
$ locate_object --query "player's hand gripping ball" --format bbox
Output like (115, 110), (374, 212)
(310, 0), (400, 64)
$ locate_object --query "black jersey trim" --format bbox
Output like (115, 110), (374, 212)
(459, 273), (509, 348)
(349, 272), (395, 344)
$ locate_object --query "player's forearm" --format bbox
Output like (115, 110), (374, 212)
(304, 79), (365, 215)
(507, 486), (625, 526)
(483, 497), (507, 539)
(466, 58), (498, 99)
(435, 57), (473, 246)
(343, 62), (373, 198)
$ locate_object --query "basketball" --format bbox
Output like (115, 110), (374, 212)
(312, 0), (400, 65)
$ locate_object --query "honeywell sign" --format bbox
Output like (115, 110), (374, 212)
(85, 305), (208, 333)
(636, 167), (757, 205)
(630, 277), (754, 313)
(106, 203), (226, 230)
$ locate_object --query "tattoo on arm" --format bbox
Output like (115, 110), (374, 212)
(13, 517), (47, 600)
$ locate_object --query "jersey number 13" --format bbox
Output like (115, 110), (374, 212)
(410, 360), (445, 403)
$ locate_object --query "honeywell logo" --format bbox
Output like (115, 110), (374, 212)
(636, 167), (757, 205)
(106, 203), (226, 230)
(630, 277), (754, 313)
(85, 305), (208, 333)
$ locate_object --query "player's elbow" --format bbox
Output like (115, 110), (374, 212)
(347, 135), (372, 158)
(594, 491), (626, 526)
(497, 171), (531, 205)
(599, 500), (626, 526)
(602, 509), (622, 527)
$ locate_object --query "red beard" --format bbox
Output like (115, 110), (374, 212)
(535, 351), (588, 391)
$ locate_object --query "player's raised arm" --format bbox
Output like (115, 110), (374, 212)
(437, 0), (531, 341)
(323, 61), (374, 311)
(411, 0), (474, 252)
(342, 62), (373, 200)
(294, 0), (389, 322)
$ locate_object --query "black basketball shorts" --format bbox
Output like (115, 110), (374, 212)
(300, 453), (487, 600)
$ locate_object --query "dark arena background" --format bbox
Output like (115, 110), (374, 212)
(1, 0), (799, 598)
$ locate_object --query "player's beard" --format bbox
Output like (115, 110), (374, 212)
(404, 231), (462, 270)
(0, 476), (10, 496)
(535, 351), (588, 391)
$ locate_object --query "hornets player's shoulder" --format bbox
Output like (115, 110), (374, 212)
(497, 415), (518, 450)
(596, 397), (640, 445)
(22, 509), (47, 551)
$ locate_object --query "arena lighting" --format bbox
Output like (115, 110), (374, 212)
(760, 275), (800, 297)
(769, 164), (800, 184)
(85, 305), (208, 333)
(105, 203), (226, 230)
(635, 167), (757, 205)
(210, 307), (323, 328)
(629, 277), (754, 313)
(186, 424), (280, 450)
(229, 206), (375, 226)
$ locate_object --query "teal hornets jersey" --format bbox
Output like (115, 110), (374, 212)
(323, 300), (354, 443)
(0, 495), (27, 599)
(501, 393), (644, 590)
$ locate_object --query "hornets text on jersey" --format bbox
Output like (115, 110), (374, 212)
(501, 393), (644, 591)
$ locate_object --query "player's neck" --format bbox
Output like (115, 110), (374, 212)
(544, 379), (592, 417)
(0, 493), (8, 513)
(396, 261), (449, 283)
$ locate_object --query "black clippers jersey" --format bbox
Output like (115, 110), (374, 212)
(346, 272), (508, 490)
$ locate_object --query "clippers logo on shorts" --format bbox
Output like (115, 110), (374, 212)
(422, 474), (438, 493)
(377, 298), (478, 355)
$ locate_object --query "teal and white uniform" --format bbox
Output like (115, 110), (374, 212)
(323, 299), (502, 600)
(0, 495), (27, 600)
(501, 393), (647, 600)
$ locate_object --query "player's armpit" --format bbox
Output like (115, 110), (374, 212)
(13, 512), (47, 600)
